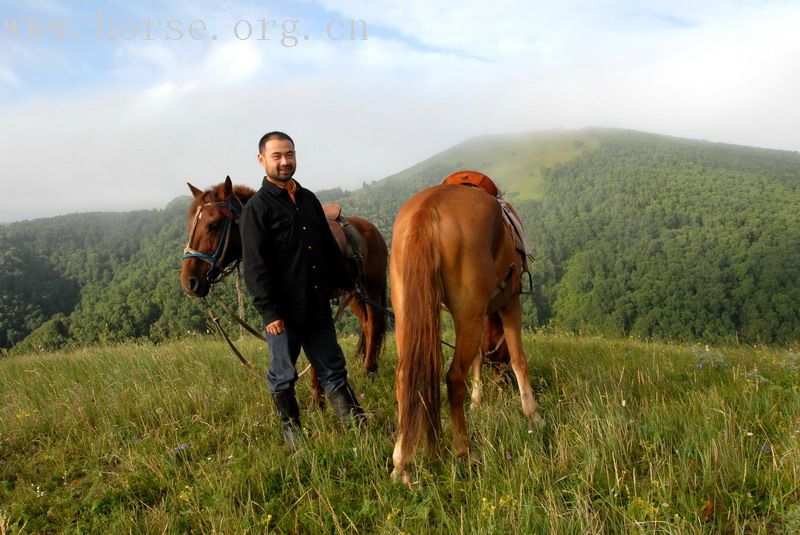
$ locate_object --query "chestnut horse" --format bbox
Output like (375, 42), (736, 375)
(180, 177), (388, 403)
(390, 181), (543, 484)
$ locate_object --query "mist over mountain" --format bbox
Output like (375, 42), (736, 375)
(2, 128), (798, 353)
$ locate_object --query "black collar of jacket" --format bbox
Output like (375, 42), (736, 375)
(262, 177), (302, 198)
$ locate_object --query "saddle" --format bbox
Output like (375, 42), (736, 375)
(441, 171), (533, 269)
(441, 170), (500, 197)
(323, 203), (367, 284)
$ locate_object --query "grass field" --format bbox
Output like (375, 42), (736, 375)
(1, 332), (799, 534)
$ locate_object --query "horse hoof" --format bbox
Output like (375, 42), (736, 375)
(390, 468), (411, 487)
(453, 442), (472, 460)
(529, 413), (545, 428)
(468, 448), (482, 465)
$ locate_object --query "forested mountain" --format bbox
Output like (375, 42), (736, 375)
(1, 199), (205, 352)
(2, 128), (799, 354)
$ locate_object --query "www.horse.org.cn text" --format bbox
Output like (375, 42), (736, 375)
(1, 15), (368, 47)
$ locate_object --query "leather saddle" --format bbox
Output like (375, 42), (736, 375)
(441, 170), (500, 197)
(323, 203), (366, 283)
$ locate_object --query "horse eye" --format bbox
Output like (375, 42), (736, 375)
(207, 221), (221, 231)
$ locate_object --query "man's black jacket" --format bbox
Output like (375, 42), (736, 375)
(240, 178), (348, 327)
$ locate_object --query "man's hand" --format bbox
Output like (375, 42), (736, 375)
(266, 319), (285, 335)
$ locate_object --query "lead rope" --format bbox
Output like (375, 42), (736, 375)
(204, 294), (315, 379)
(235, 264), (246, 337)
(202, 296), (261, 377)
(209, 276), (318, 378)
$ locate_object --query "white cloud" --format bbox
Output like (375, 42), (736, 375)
(201, 40), (262, 83)
(316, 0), (552, 59)
(0, 65), (21, 86)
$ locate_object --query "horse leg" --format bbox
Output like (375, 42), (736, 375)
(391, 425), (410, 486)
(362, 297), (382, 375)
(360, 297), (381, 376)
(471, 315), (495, 409)
(499, 299), (544, 426)
(447, 317), (483, 459)
(309, 365), (325, 408)
(470, 350), (484, 409)
(348, 299), (373, 375)
(391, 330), (413, 486)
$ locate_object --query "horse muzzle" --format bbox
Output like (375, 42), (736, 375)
(180, 269), (211, 298)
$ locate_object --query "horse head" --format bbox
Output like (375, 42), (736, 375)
(180, 176), (252, 297)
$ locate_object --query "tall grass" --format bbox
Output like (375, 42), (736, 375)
(1, 333), (798, 533)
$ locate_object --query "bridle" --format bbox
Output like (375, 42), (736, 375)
(181, 197), (244, 283)
(180, 194), (266, 376)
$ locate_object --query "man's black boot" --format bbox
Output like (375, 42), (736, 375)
(327, 383), (366, 425)
(272, 389), (302, 450)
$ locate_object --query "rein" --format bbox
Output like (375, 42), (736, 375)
(181, 195), (269, 376)
(202, 281), (316, 379)
(202, 292), (263, 378)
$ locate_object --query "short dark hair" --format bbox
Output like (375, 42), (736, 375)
(259, 131), (294, 154)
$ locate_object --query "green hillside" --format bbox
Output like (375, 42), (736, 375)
(332, 129), (602, 234)
(2, 128), (799, 352)
(528, 129), (800, 342)
(365, 129), (602, 201)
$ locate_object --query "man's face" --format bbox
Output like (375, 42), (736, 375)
(258, 138), (296, 182)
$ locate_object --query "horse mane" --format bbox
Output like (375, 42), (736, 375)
(188, 182), (256, 217)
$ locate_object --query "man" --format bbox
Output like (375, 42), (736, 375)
(240, 131), (364, 449)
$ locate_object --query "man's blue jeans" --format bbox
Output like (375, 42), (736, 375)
(265, 319), (349, 395)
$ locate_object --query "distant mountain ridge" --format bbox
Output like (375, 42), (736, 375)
(2, 128), (798, 353)
(351, 127), (798, 200)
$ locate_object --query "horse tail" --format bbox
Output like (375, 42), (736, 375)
(396, 207), (443, 455)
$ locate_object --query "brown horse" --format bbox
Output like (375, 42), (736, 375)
(390, 179), (543, 485)
(180, 177), (389, 403)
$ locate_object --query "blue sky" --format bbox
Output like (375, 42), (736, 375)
(2, 0), (800, 221)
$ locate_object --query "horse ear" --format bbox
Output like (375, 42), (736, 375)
(187, 183), (203, 198)
(224, 176), (233, 197)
